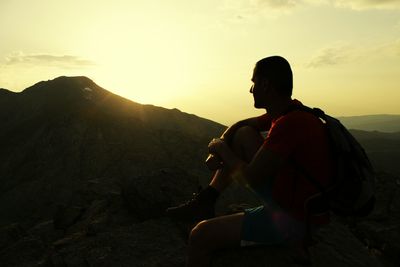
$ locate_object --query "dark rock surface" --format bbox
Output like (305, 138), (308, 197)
(121, 168), (199, 221)
(349, 172), (400, 267)
(0, 76), (399, 266)
(214, 221), (382, 267)
(48, 218), (187, 267)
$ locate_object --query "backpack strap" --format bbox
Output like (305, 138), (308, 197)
(282, 103), (326, 121)
(283, 104), (333, 214)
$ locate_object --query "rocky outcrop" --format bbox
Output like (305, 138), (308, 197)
(349, 172), (400, 266)
(0, 170), (393, 267)
(49, 218), (187, 267)
(121, 168), (199, 221)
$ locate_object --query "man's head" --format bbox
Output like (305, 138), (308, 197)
(250, 56), (293, 108)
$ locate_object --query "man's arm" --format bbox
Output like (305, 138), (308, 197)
(220, 116), (268, 145)
(206, 116), (268, 170)
(208, 139), (285, 190)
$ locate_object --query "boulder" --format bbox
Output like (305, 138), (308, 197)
(121, 168), (199, 220)
(53, 204), (85, 230)
(0, 223), (27, 251)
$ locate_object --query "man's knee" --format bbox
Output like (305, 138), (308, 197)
(232, 126), (263, 161)
(233, 126), (259, 142)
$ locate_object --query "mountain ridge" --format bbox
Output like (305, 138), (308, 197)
(3, 76), (400, 133)
(338, 114), (400, 133)
(0, 76), (226, 228)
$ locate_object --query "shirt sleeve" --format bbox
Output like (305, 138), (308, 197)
(262, 114), (300, 159)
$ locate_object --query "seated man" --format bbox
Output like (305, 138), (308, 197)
(166, 56), (334, 267)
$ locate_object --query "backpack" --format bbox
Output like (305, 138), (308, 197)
(287, 105), (376, 217)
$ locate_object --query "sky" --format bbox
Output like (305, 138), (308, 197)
(1, 0), (399, 125)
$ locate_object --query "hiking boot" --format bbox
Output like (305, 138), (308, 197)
(166, 186), (219, 223)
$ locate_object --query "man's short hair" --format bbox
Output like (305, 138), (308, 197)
(254, 56), (293, 97)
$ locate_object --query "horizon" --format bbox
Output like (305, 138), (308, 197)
(1, 0), (400, 126)
(3, 75), (400, 128)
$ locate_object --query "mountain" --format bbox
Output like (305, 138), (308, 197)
(350, 130), (400, 175)
(0, 76), (225, 228)
(339, 115), (400, 133)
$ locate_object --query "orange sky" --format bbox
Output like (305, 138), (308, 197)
(1, 0), (400, 125)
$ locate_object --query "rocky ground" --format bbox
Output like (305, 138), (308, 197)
(0, 169), (399, 267)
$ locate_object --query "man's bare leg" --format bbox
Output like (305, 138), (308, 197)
(186, 126), (264, 267)
(186, 212), (245, 267)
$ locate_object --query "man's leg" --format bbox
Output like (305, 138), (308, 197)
(209, 126), (264, 192)
(186, 212), (245, 267)
(166, 126), (264, 222)
(186, 127), (264, 266)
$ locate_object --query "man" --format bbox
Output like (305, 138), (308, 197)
(166, 56), (334, 267)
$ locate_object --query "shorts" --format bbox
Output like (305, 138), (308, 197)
(240, 205), (308, 247)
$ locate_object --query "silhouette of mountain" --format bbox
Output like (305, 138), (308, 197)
(339, 115), (400, 133)
(0, 88), (15, 94)
(0, 76), (225, 228)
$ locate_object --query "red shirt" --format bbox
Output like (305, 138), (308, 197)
(258, 99), (334, 224)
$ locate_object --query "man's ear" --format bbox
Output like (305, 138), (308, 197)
(262, 80), (270, 92)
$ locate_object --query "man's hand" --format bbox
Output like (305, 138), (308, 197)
(208, 138), (227, 156)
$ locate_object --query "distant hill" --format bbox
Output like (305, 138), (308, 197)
(350, 129), (400, 176)
(338, 114), (400, 133)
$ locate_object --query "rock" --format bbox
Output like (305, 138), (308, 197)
(49, 218), (186, 267)
(53, 204), (85, 230)
(0, 236), (45, 267)
(0, 223), (26, 251)
(28, 220), (64, 245)
(121, 168), (199, 220)
(352, 221), (400, 266)
(86, 213), (109, 236)
(349, 172), (400, 266)
(66, 199), (109, 235)
(212, 221), (383, 267)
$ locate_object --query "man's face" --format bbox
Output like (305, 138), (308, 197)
(250, 70), (268, 108)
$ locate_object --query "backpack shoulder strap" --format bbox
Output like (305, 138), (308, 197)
(282, 104), (330, 193)
(283, 103), (326, 120)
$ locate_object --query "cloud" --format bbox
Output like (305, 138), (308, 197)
(330, 0), (400, 10)
(222, 0), (400, 12)
(3, 52), (95, 68)
(221, 0), (304, 20)
(306, 43), (354, 68)
(255, 0), (301, 9)
(224, 0), (302, 11)
(219, 0), (400, 24)
(306, 39), (400, 68)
